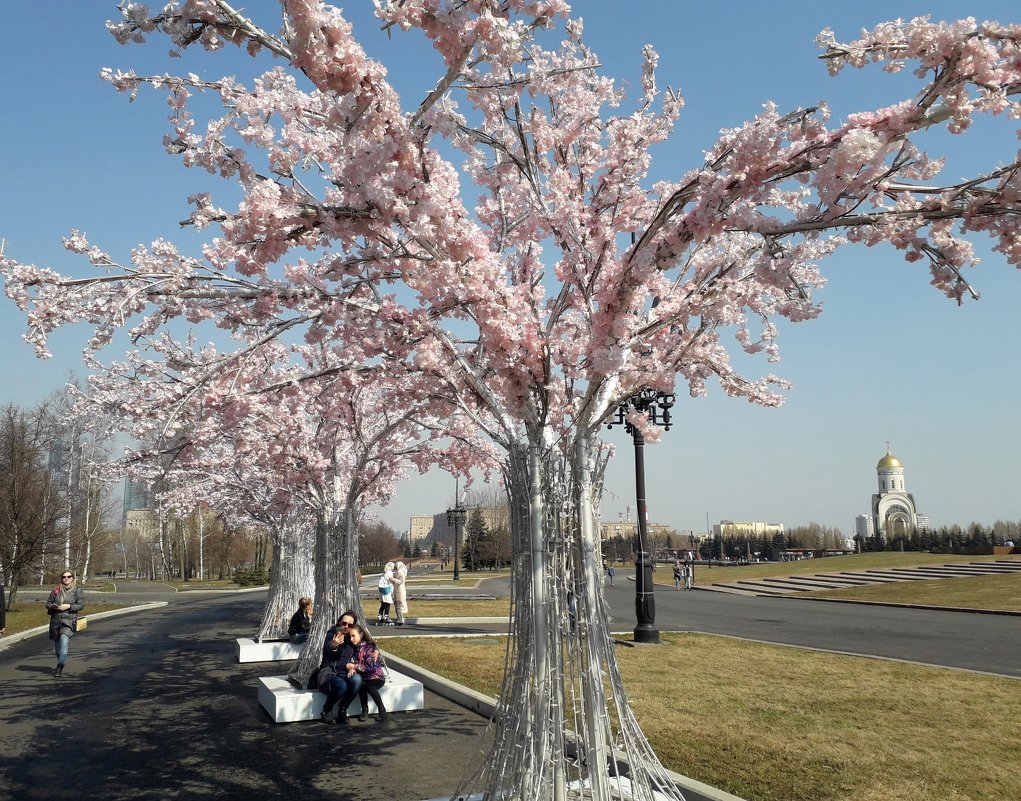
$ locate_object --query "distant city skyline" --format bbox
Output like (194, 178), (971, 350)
(2, 2), (1018, 536)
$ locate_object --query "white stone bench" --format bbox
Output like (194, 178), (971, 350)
(235, 637), (304, 663)
(257, 671), (425, 723)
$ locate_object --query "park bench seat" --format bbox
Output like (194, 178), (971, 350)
(236, 637), (304, 663)
(258, 671), (425, 723)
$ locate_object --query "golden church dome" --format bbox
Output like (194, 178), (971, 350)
(877, 453), (903, 470)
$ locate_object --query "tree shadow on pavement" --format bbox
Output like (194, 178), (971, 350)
(0, 597), (492, 801)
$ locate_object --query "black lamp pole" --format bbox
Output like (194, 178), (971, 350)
(446, 479), (465, 582)
(607, 388), (674, 644)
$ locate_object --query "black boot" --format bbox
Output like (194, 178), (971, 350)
(52, 665), (63, 677)
(376, 709), (388, 723)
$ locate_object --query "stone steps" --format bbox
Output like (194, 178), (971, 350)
(702, 560), (1019, 597)
(704, 583), (791, 596)
(760, 576), (860, 590)
(834, 571), (907, 583)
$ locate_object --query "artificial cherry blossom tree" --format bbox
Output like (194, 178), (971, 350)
(3, 3), (1020, 800)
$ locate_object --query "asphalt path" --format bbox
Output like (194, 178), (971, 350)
(0, 593), (493, 801)
(600, 576), (1020, 678)
(14, 573), (1019, 678)
(452, 573), (1020, 678)
(5, 576), (1012, 801)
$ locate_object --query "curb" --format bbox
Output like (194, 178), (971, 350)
(381, 646), (749, 801)
(405, 616), (506, 625)
(0, 602), (168, 651)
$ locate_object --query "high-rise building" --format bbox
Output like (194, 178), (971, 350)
(121, 478), (153, 531)
(854, 514), (874, 537)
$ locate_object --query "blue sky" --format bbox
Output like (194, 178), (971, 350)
(1, 2), (1018, 536)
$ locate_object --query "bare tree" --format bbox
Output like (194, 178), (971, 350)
(0, 402), (64, 603)
(359, 520), (401, 568)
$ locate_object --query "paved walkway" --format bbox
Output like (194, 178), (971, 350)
(0, 595), (493, 801)
(1, 592), (733, 801)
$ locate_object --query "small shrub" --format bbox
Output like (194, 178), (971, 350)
(232, 566), (269, 586)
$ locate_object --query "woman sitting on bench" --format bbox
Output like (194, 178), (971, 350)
(288, 596), (313, 643)
(348, 623), (387, 722)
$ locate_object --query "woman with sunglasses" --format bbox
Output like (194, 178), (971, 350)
(316, 611), (362, 723)
(46, 570), (85, 677)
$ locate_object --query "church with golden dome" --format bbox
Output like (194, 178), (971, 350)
(870, 446), (922, 539)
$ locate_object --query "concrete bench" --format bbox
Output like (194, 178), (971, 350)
(257, 671), (425, 723)
(236, 637), (304, 663)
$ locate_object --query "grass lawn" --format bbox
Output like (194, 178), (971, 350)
(1, 602), (129, 636)
(409, 598), (510, 617)
(646, 552), (1021, 589)
(169, 579), (240, 591)
(381, 633), (1021, 801)
(803, 572), (1021, 611)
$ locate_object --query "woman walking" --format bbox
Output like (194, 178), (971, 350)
(46, 569), (85, 677)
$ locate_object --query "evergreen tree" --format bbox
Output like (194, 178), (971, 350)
(463, 507), (488, 572)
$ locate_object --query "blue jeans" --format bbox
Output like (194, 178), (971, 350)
(323, 673), (362, 716)
(54, 633), (70, 666)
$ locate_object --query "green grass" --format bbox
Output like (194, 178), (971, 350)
(409, 598), (510, 617)
(168, 578), (240, 591)
(1, 602), (128, 636)
(382, 633), (1021, 801)
(648, 552), (1021, 588)
(803, 572), (1021, 610)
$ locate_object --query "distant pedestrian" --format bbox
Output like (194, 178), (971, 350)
(0, 581), (6, 636)
(392, 561), (408, 626)
(287, 596), (313, 644)
(46, 569), (85, 677)
(377, 562), (395, 625)
(682, 560), (693, 591)
(606, 563), (615, 587)
(672, 561), (683, 591)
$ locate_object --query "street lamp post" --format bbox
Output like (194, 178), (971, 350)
(607, 388), (675, 645)
(446, 479), (466, 582)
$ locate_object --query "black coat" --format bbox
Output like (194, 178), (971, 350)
(316, 628), (356, 691)
(46, 584), (85, 640)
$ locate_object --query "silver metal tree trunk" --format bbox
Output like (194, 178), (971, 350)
(286, 500), (363, 687)
(453, 434), (686, 801)
(255, 515), (316, 642)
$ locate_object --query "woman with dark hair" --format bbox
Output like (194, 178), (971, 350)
(46, 569), (85, 677)
(348, 623), (387, 722)
(288, 596), (313, 643)
(317, 611), (362, 723)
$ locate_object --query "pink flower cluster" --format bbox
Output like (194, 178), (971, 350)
(2, 2), (1019, 498)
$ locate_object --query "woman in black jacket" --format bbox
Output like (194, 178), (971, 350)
(288, 597), (313, 643)
(46, 570), (85, 677)
(317, 611), (362, 723)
